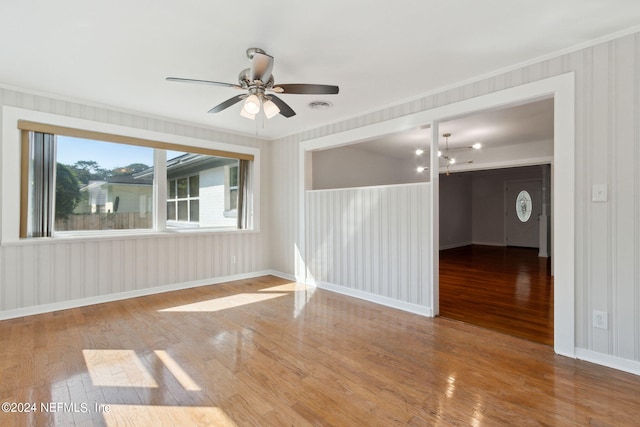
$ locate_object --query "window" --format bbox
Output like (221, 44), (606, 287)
(164, 152), (239, 229)
(27, 134), (154, 234)
(167, 174), (199, 223)
(17, 120), (255, 238)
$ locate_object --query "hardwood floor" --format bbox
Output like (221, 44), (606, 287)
(440, 245), (553, 346)
(2, 275), (640, 426)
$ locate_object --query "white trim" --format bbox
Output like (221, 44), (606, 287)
(1, 228), (260, 247)
(267, 269), (307, 284)
(266, 270), (300, 283)
(297, 143), (307, 281)
(307, 181), (428, 193)
(299, 73), (576, 358)
(312, 280), (433, 317)
(153, 149), (167, 231)
(551, 75), (575, 358)
(430, 122), (440, 316)
(575, 348), (640, 377)
(0, 270), (274, 321)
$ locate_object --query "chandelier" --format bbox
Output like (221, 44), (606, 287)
(416, 132), (482, 175)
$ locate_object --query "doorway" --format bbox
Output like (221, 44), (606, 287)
(438, 164), (553, 345)
(300, 73), (575, 356)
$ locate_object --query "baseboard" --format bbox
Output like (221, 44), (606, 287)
(439, 242), (506, 250)
(0, 270), (274, 321)
(471, 241), (507, 247)
(266, 270), (302, 283)
(575, 348), (640, 376)
(267, 272), (433, 317)
(439, 241), (472, 250)
(311, 280), (433, 317)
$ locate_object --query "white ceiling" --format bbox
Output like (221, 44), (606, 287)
(1, 1), (639, 140)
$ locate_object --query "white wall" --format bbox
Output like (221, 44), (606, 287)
(312, 145), (427, 189)
(0, 88), (270, 317)
(270, 31), (640, 369)
(305, 183), (431, 314)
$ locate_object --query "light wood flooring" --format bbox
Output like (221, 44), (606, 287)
(1, 275), (639, 426)
(440, 245), (553, 346)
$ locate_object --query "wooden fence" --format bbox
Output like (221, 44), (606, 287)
(55, 212), (152, 231)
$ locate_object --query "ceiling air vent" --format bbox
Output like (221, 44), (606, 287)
(308, 101), (333, 110)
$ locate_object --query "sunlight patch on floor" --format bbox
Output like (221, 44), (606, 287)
(102, 404), (237, 427)
(154, 350), (201, 391)
(83, 349), (158, 388)
(159, 293), (287, 312)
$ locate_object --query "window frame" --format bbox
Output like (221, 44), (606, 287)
(224, 164), (239, 217)
(1, 107), (260, 244)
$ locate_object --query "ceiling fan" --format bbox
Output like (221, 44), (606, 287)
(166, 48), (339, 120)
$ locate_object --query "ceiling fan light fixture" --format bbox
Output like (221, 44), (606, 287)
(263, 99), (280, 119)
(240, 108), (256, 120)
(243, 94), (261, 115)
(449, 158), (456, 165)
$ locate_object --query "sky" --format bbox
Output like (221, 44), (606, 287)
(56, 136), (186, 170)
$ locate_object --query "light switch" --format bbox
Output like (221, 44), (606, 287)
(592, 184), (608, 202)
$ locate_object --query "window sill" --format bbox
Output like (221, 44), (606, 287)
(166, 221), (200, 229)
(1, 227), (260, 247)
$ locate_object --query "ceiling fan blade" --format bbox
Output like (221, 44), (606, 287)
(208, 95), (245, 113)
(166, 77), (241, 89)
(268, 95), (296, 118)
(250, 52), (274, 83)
(273, 84), (339, 95)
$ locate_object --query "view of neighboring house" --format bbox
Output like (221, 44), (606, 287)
(77, 176), (153, 215)
(61, 149), (240, 232)
(137, 153), (239, 229)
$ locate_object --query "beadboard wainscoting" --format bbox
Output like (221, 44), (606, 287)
(270, 31), (640, 373)
(0, 232), (266, 318)
(305, 183), (431, 314)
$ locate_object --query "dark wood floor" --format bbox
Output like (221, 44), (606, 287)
(3, 276), (640, 426)
(440, 245), (553, 345)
